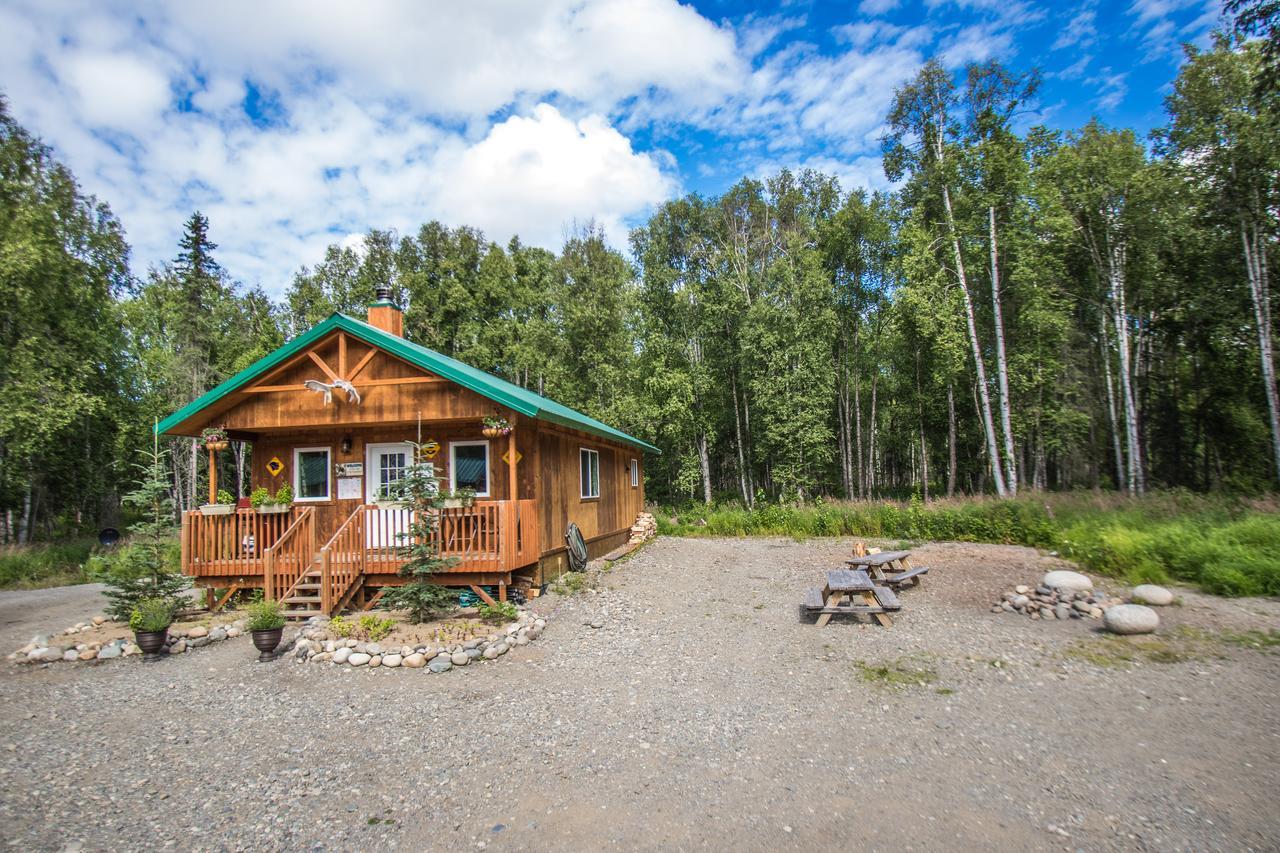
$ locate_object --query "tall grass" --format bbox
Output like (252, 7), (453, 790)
(657, 492), (1280, 597)
(0, 538), (99, 589)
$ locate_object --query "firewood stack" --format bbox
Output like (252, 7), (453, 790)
(628, 512), (657, 544)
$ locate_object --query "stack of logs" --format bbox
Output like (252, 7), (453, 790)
(628, 512), (657, 545)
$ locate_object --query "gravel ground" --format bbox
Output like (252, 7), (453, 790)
(1, 537), (1278, 852)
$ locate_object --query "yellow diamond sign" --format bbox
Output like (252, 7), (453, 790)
(266, 456), (284, 477)
(501, 449), (522, 465)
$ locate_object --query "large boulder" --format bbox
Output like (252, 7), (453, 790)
(1104, 604), (1160, 635)
(1131, 584), (1174, 606)
(1042, 570), (1092, 592)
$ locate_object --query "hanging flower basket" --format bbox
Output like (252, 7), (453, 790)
(481, 427), (507, 438)
(481, 415), (511, 438)
(202, 427), (230, 451)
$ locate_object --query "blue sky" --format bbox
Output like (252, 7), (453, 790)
(0, 0), (1220, 296)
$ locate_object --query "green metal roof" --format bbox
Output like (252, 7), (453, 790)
(156, 312), (660, 453)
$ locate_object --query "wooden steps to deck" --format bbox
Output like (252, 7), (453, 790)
(282, 569), (325, 620)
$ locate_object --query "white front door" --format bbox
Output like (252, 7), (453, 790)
(365, 442), (414, 548)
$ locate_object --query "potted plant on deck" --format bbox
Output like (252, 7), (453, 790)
(374, 483), (411, 510)
(201, 426), (229, 452)
(250, 485), (293, 514)
(200, 489), (236, 516)
(129, 597), (175, 662)
(433, 487), (476, 510)
(481, 415), (511, 438)
(246, 599), (286, 661)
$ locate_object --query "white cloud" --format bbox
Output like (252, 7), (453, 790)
(858, 0), (904, 15)
(430, 105), (676, 249)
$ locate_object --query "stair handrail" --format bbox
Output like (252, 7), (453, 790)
(262, 507), (315, 601)
(318, 504), (366, 615)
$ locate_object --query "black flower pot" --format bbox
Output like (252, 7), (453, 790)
(251, 628), (284, 662)
(134, 629), (168, 662)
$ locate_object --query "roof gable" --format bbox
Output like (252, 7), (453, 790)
(157, 312), (659, 453)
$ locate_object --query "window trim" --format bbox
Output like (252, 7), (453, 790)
(630, 458), (639, 488)
(449, 440), (491, 497)
(580, 447), (601, 500)
(292, 446), (332, 502)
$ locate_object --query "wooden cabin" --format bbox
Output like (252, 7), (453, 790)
(158, 290), (657, 618)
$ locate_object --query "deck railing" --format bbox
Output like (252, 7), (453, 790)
(183, 500), (539, 607)
(181, 508), (299, 578)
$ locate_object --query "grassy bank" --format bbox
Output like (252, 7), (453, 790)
(0, 539), (98, 589)
(656, 492), (1280, 597)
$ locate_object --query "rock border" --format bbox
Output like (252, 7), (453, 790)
(293, 608), (546, 672)
(10, 618), (248, 665)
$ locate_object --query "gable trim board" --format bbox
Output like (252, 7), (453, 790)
(156, 312), (659, 454)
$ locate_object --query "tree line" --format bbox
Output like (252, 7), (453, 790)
(0, 33), (1276, 541)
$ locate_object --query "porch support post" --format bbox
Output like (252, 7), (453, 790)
(507, 427), (517, 500)
(208, 446), (217, 504)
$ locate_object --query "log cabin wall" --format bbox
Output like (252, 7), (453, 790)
(249, 421), (537, 545)
(535, 424), (645, 581)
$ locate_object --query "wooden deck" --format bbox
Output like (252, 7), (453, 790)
(181, 500), (540, 614)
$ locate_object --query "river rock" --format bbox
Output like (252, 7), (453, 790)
(450, 651), (469, 666)
(169, 638), (187, 654)
(347, 652), (371, 666)
(1043, 570), (1092, 592)
(97, 645), (122, 660)
(332, 647), (352, 664)
(402, 653), (425, 668)
(69, 650), (87, 661)
(1131, 584), (1174, 606)
(123, 643), (141, 657)
(383, 654), (402, 668)
(482, 646), (499, 660)
(1104, 604), (1160, 635)
(208, 627), (227, 642)
(187, 626), (209, 639)
(428, 657), (452, 673)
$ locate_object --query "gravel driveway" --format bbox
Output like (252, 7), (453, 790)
(2, 537), (1278, 851)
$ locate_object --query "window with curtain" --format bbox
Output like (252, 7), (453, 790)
(580, 448), (600, 499)
(294, 447), (330, 500)
(450, 442), (489, 495)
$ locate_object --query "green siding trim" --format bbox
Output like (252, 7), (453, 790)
(156, 312), (660, 454)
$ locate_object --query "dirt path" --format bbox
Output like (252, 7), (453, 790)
(1, 538), (1277, 851)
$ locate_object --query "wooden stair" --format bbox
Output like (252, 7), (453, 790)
(282, 565), (325, 620)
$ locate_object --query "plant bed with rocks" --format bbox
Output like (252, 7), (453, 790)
(9, 610), (250, 665)
(291, 607), (547, 671)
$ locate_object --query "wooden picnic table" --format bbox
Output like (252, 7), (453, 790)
(802, 568), (898, 627)
(845, 550), (929, 588)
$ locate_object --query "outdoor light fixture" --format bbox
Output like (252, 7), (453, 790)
(341, 435), (352, 454)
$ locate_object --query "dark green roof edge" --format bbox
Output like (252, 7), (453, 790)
(156, 312), (660, 454)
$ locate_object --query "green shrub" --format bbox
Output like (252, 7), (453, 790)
(0, 539), (97, 589)
(274, 484), (293, 505)
(380, 583), (456, 623)
(477, 601), (518, 622)
(216, 489), (235, 505)
(249, 487), (271, 508)
(245, 599), (286, 631)
(129, 598), (174, 632)
(356, 613), (395, 641)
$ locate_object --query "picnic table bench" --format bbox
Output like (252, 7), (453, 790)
(845, 550), (929, 588)
(801, 569), (897, 627)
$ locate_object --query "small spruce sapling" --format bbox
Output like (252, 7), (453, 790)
(379, 445), (458, 622)
(96, 431), (191, 620)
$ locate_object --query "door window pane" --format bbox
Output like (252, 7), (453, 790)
(451, 443), (489, 495)
(295, 448), (330, 500)
(378, 451), (407, 500)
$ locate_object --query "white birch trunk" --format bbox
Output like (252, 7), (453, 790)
(942, 185), (1007, 496)
(989, 206), (1017, 494)
(1242, 217), (1280, 483)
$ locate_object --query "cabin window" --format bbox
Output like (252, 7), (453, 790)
(293, 447), (331, 501)
(580, 448), (600, 499)
(630, 458), (639, 488)
(450, 441), (490, 497)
